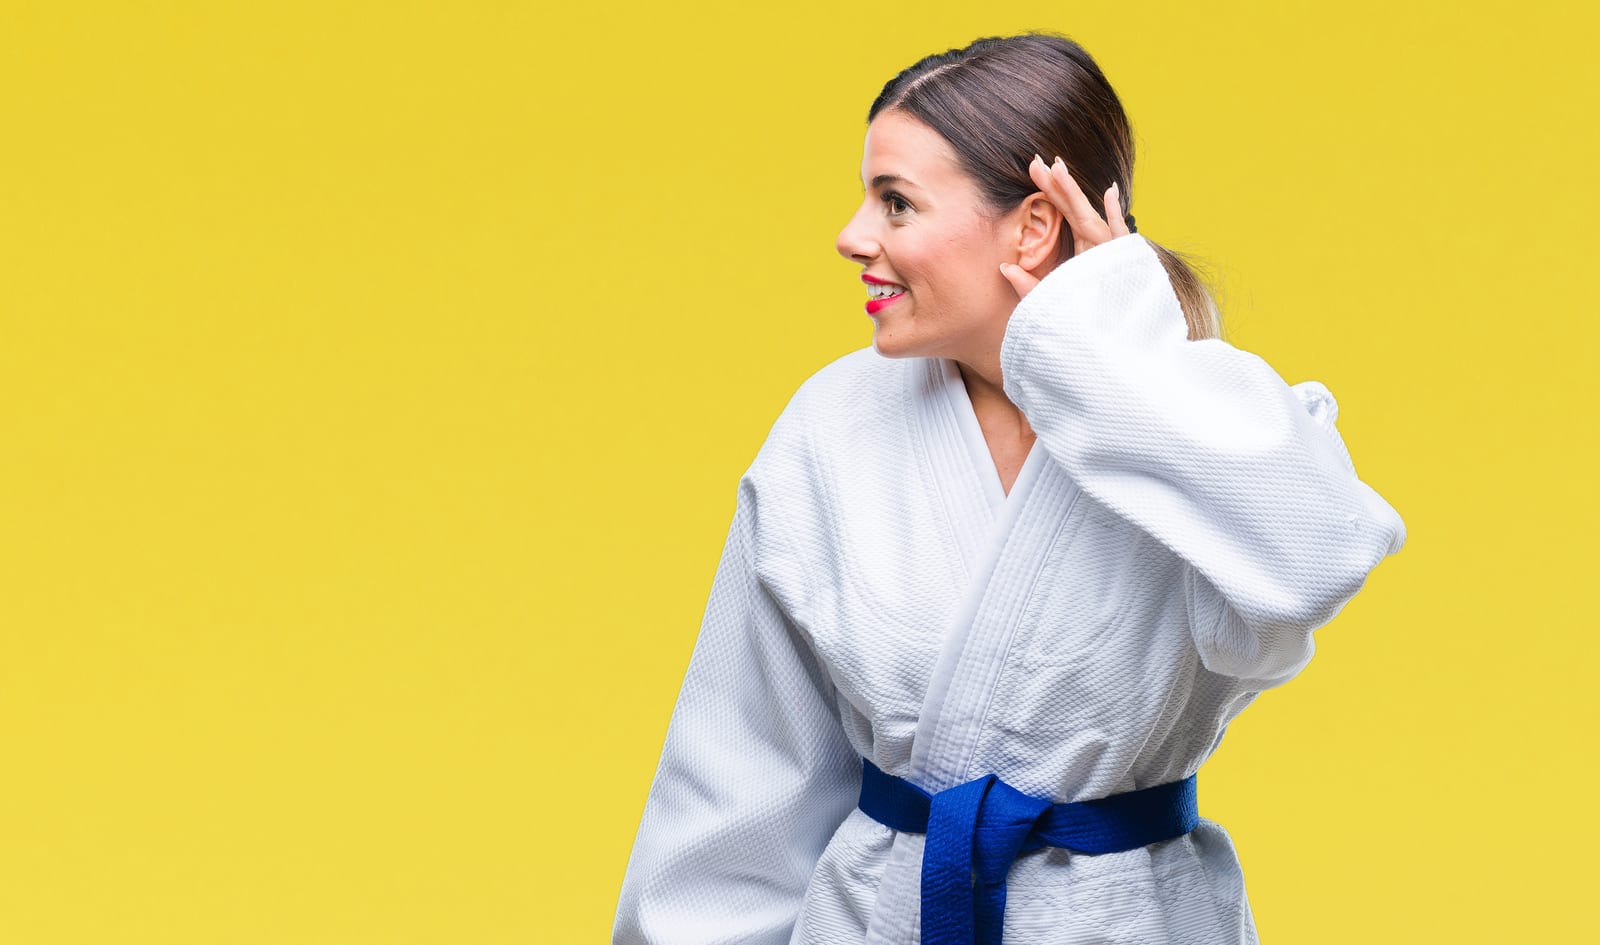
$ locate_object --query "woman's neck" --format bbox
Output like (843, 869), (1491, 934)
(956, 359), (1034, 442)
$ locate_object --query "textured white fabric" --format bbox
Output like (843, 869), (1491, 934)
(612, 233), (1407, 945)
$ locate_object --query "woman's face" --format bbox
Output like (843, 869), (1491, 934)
(836, 110), (1027, 362)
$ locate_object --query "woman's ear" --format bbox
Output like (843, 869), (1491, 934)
(1013, 192), (1067, 270)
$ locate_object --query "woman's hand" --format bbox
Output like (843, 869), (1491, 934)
(999, 154), (1132, 299)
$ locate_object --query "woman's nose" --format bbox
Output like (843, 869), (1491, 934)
(835, 204), (877, 263)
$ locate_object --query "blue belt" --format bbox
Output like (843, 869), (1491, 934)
(857, 758), (1199, 945)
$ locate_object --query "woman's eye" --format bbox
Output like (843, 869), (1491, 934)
(883, 193), (910, 215)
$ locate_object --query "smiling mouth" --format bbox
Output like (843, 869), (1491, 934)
(865, 291), (906, 316)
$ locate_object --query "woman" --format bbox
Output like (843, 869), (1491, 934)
(613, 32), (1406, 945)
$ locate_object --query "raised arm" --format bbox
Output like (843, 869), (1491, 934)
(999, 227), (1405, 684)
(612, 474), (860, 944)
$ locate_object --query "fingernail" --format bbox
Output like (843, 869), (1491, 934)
(1033, 153), (1043, 166)
(1053, 155), (1065, 168)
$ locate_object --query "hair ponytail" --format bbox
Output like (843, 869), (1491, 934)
(1149, 241), (1224, 341)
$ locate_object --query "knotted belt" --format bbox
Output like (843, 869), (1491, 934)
(857, 758), (1199, 945)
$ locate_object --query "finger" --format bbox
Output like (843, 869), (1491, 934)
(1106, 181), (1129, 238)
(999, 261), (1039, 300)
(1028, 154), (1073, 219)
(1027, 156), (1085, 247)
(1028, 154), (1088, 221)
(1044, 155), (1111, 239)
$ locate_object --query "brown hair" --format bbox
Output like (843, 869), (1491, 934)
(868, 31), (1223, 341)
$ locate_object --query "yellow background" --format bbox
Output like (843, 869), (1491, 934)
(1, 1), (1593, 941)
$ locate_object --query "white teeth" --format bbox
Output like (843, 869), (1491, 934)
(867, 283), (905, 300)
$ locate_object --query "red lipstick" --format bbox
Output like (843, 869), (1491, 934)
(861, 273), (906, 316)
(866, 292), (905, 316)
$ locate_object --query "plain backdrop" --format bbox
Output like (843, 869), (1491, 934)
(1, 1), (1594, 941)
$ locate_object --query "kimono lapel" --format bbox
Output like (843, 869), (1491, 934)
(908, 382), (1069, 791)
(909, 358), (999, 582)
(910, 355), (1071, 786)
(865, 359), (1083, 944)
(940, 357), (1045, 515)
(914, 358), (1049, 576)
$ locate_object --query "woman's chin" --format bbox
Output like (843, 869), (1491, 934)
(870, 323), (935, 360)
(870, 330), (914, 359)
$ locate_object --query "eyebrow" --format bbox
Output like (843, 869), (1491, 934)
(863, 173), (920, 191)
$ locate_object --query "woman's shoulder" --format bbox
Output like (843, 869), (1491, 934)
(741, 346), (912, 486)
(798, 344), (908, 407)
(756, 346), (915, 455)
(736, 347), (913, 603)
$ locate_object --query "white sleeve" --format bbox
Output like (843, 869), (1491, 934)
(999, 234), (1407, 685)
(612, 476), (861, 945)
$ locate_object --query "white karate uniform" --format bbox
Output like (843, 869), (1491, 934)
(612, 233), (1407, 944)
